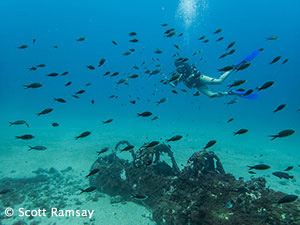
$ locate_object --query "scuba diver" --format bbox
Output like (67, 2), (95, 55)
(169, 48), (264, 98)
(170, 59), (233, 98)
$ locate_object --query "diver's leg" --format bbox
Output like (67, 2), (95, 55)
(200, 70), (233, 85)
(198, 85), (229, 98)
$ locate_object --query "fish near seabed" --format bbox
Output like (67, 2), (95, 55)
(203, 140), (217, 150)
(269, 129), (295, 140)
(166, 135), (182, 142)
(9, 120), (29, 127)
(75, 131), (91, 140)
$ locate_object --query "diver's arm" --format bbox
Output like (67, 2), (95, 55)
(200, 70), (233, 85)
(197, 85), (229, 98)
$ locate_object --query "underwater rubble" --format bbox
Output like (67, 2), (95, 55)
(89, 141), (300, 225)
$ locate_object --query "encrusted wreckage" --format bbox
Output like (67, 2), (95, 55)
(89, 141), (300, 225)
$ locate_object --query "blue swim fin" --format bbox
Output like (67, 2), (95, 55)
(232, 90), (259, 99)
(234, 48), (264, 68)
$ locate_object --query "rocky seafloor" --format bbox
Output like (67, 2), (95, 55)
(89, 142), (300, 225)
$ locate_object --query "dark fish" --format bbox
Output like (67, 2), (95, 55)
(203, 39), (209, 43)
(248, 164), (270, 170)
(248, 171), (256, 174)
(65, 81), (72, 86)
(256, 81), (274, 91)
(72, 95), (79, 99)
(103, 119), (113, 124)
(123, 51), (131, 56)
(214, 29), (222, 34)
(227, 49), (236, 55)
(61, 71), (69, 76)
(236, 62), (251, 71)
(277, 195), (298, 204)
(152, 116), (159, 121)
(166, 135), (182, 142)
(97, 147), (109, 156)
(28, 67), (37, 71)
(116, 78), (127, 85)
(53, 45), (58, 48)
(98, 58), (106, 67)
(129, 39), (139, 43)
(86, 82), (91, 86)
(172, 90), (178, 94)
(28, 145), (47, 151)
(86, 169), (99, 178)
(154, 49), (163, 54)
(173, 44), (179, 50)
(32, 39), (36, 44)
(219, 53), (227, 59)
(37, 108), (53, 116)
(161, 23), (168, 27)
(9, 120), (29, 127)
(234, 129), (248, 135)
(198, 36), (205, 40)
(121, 145), (134, 152)
(243, 89), (254, 96)
(36, 64), (46, 67)
(218, 66), (234, 72)
(284, 166), (294, 171)
(204, 140), (217, 150)
(137, 112), (152, 117)
(228, 80), (246, 88)
(24, 83), (42, 89)
(273, 104), (286, 112)
(169, 74), (180, 83)
(166, 32), (176, 37)
(132, 194), (148, 200)
(282, 59), (288, 64)
(47, 72), (59, 77)
(129, 48), (135, 52)
(80, 187), (96, 194)
(192, 50), (201, 56)
(76, 37), (85, 41)
(269, 56), (281, 64)
(52, 122), (59, 127)
(76, 90), (85, 94)
(112, 41), (118, 45)
(130, 100), (136, 104)
(226, 41), (235, 50)
(150, 69), (161, 75)
(226, 98), (239, 105)
(104, 71), (110, 76)
(266, 36), (279, 41)
(75, 131), (91, 140)
(216, 37), (224, 41)
(272, 172), (293, 180)
(87, 65), (95, 70)
(164, 28), (175, 34)
(157, 97), (167, 105)
(269, 129), (295, 141)
(18, 45), (28, 49)
(129, 32), (137, 36)
(111, 72), (119, 77)
(145, 141), (160, 148)
(54, 98), (67, 103)
(91, 99), (95, 104)
(16, 134), (34, 140)
(227, 118), (234, 123)
(129, 74), (139, 79)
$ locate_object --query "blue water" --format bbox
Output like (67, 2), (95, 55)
(0, 0), (300, 224)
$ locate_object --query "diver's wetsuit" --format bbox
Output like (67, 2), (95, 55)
(172, 60), (233, 97)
